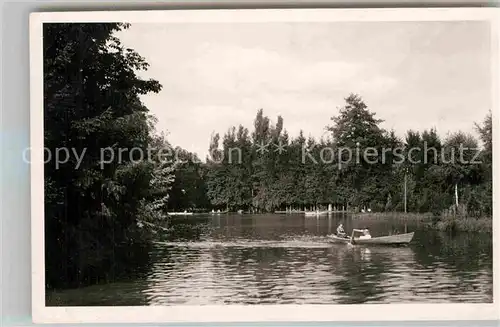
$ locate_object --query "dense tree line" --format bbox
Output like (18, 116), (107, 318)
(204, 94), (492, 217)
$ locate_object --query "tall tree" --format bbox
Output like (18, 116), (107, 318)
(472, 112), (493, 216)
(327, 94), (387, 210)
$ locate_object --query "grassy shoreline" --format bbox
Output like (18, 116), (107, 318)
(433, 215), (492, 233)
(352, 212), (492, 233)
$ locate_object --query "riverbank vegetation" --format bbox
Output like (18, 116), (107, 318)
(44, 23), (492, 290)
(44, 23), (177, 289)
(434, 212), (492, 233)
(352, 212), (492, 233)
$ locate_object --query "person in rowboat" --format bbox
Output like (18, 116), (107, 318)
(358, 228), (372, 240)
(336, 224), (347, 238)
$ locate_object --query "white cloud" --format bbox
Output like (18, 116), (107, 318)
(187, 43), (396, 97)
(141, 43), (400, 158)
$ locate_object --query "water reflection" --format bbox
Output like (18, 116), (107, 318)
(46, 213), (493, 306)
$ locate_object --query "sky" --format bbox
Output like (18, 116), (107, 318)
(116, 21), (491, 159)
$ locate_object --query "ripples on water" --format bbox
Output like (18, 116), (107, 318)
(47, 214), (493, 306)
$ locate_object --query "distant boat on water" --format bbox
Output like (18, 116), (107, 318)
(275, 206), (352, 214)
(168, 211), (194, 216)
(210, 209), (229, 215)
(304, 210), (329, 217)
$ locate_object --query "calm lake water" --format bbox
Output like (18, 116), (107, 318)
(47, 213), (493, 305)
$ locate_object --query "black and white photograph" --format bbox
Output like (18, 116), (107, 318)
(30, 8), (498, 323)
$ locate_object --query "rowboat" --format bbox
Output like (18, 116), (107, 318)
(328, 232), (415, 245)
(304, 211), (329, 217)
(210, 210), (229, 215)
(168, 211), (194, 216)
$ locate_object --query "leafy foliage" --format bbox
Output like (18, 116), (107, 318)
(44, 23), (174, 289)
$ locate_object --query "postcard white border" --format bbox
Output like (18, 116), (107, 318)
(30, 7), (500, 324)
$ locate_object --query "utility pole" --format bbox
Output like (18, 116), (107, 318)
(404, 168), (407, 213)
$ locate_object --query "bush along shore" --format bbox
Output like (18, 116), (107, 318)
(433, 204), (492, 233)
(352, 209), (492, 233)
